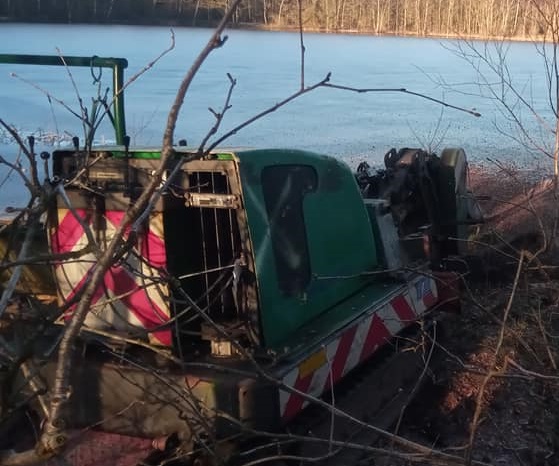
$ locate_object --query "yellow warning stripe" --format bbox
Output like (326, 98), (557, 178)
(299, 347), (327, 379)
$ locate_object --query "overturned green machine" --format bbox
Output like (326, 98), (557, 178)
(0, 54), (471, 465)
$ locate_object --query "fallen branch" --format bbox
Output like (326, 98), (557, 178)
(505, 356), (559, 381)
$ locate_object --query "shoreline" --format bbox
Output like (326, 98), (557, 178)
(0, 17), (545, 44)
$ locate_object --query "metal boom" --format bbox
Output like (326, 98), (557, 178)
(0, 54), (128, 144)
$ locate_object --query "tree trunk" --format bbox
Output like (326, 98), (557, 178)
(192, 0), (200, 25)
(512, 0), (520, 36)
(375, 0), (381, 33)
(446, 0), (453, 35)
(277, 0), (286, 25)
(66, 0), (72, 22)
(403, 0), (408, 32)
(107, 0), (116, 20)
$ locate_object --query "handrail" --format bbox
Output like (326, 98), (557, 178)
(0, 54), (129, 145)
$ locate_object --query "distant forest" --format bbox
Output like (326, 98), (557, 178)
(0, 0), (555, 38)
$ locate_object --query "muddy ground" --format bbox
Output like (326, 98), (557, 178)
(379, 163), (559, 466)
(2, 161), (558, 466)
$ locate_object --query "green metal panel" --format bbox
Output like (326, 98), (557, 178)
(101, 147), (163, 159)
(278, 279), (402, 359)
(90, 148), (235, 161)
(237, 149), (379, 350)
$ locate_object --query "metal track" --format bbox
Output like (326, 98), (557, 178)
(287, 321), (440, 465)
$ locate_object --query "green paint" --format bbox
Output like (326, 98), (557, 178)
(280, 280), (401, 359)
(107, 150), (235, 161)
(215, 153), (236, 160)
(236, 149), (380, 350)
(111, 149), (163, 159)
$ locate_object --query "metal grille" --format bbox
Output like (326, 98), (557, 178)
(184, 171), (241, 319)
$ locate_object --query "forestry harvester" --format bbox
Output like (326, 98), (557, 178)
(0, 54), (472, 465)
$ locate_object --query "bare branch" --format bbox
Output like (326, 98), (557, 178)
(465, 251), (525, 464)
(505, 356), (559, 381)
(197, 72), (236, 153)
(36, 0), (244, 460)
(78, 326), (181, 364)
(0, 120), (40, 196)
(0, 210), (42, 320)
(0, 245), (93, 271)
(323, 82), (482, 117)
(206, 73), (332, 152)
(9, 73), (84, 122)
(0, 153), (35, 197)
(56, 47), (90, 143)
(119, 30), (176, 94)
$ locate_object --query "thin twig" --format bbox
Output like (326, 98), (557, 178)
(51, 183), (102, 287)
(197, 72), (236, 153)
(465, 250), (525, 465)
(0, 210), (42, 320)
(56, 47), (90, 143)
(206, 73), (331, 152)
(323, 83), (482, 117)
(533, 303), (557, 370)
(0, 120), (39, 196)
(0, 246), (93, 271)
(119, 30), (176, 95)
(95, 31), (176, 142)
(9, 73), (84, 121)
(77, 326), (181, 364)
(393, 322), (438, 435)
(505, 356), (559, 381)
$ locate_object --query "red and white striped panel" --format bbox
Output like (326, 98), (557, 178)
(49, 208), (172, 346)
(279, 275), (438, 421)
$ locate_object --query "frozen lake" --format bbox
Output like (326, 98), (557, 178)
(0, 23), (555, 207)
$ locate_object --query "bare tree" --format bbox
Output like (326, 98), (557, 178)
(442, 1), (559, 179)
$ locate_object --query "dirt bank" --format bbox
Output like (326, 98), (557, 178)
(383, 164), (559, 466)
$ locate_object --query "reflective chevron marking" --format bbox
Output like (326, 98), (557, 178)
(49, 208), (171, 346)
(280, 275), (438, 421)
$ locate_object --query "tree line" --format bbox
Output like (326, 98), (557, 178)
(0, 0), (555, 39)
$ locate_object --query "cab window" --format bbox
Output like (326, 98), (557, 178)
(261, 165), (317, 296)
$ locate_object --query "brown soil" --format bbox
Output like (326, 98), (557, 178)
(388, 287), (559, 466)
(380, 164), (559, 466)
(468, 163), (557, 255)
